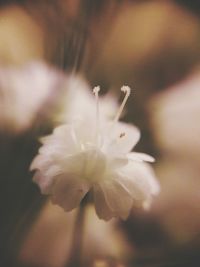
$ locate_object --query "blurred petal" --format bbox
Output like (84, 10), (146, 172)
(104, 121), (140, 154)
(93, 184), (114, 221)
(52, 174), (90, 211)
(32, 171), (55, 194)
(100, 178), (133, 220)
(120, 162), (160, 196)
(128, 152), (155, 162)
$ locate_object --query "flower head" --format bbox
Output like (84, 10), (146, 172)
(31, 86), (160, 220)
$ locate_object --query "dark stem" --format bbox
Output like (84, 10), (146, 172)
(67, 204), (86, 267)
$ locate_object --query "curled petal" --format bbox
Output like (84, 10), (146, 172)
(127, 152), (155, 162)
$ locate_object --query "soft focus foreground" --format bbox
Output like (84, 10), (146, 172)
(0, 1), (200, 267)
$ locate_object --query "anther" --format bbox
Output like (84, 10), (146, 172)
(119, 132), (126, 138)
(93, 86), (100, 96)
(121, 86), (131, 96)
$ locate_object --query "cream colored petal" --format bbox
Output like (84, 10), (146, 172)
(93, 184), (114, 221)
(30, 154), (46, 171)
(39, 124), (78, 155)
(30, 153), (55, 171)
(120, 162), (160, 196)
(127, 152), (155, 162)
(100, 178), (133, 220)
(32, 170), (55, 194)
(104, 121), (140, 155)
(110, 157), (128, 169)
(73, 119), (96, 145)
(115, 174), (148, 203)
(52, 174), (90, 211)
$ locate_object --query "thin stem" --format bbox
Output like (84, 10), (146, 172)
(66, 204), (86, 267)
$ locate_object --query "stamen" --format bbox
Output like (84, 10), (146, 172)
(93, 86), (100, 122)
(93, 86), (100, 95)
(93, 86), (101, 144)
(114, 86), (131, 122)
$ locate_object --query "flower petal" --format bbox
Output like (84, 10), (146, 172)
(32, 170), (56, 194)
(104, 121), (140, 155)
(127, 152), (155, 162)
(39, 124), (78, 155)
(100, 177), (133, 220)
(116, 162), (160, 210)
(120, 161), (160, 197)
(52, 174), (90, 211)
(114, 174), (148, 203)
(93, 184), (114, 221)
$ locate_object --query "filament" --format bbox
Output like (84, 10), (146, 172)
(114, 86), (131, 122)
(93, 86), (100, 144)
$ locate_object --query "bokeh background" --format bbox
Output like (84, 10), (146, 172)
(0, 0), (200, 266)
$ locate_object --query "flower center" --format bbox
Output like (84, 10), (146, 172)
(83, 148), (107, 183)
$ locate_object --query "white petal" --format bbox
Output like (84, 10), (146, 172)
(30, 153), (55, 171)
(30, 154), (46, 171)
(127, 152), (155, 162)
(120, 162), (160, 197)
(110, 157), (128, 169)
(52, 174), (90, 211)
(104, 121), (140, 155)
(31, 152), (63, 176)
(39, 124), (78, 155)
(73, 119), (96, 145)
(115, 174), (149, 203)
(32, 170), (55, 194)
(100, 178), (133, 220)
(93, 184), (114, 221)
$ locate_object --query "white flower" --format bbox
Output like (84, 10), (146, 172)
(0, 62), (63, 133)
(31, 86), (160, 220)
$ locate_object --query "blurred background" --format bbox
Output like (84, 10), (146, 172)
(0, 0), (200, 266)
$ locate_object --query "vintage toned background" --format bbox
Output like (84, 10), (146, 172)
(0, 1), (200, 266)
